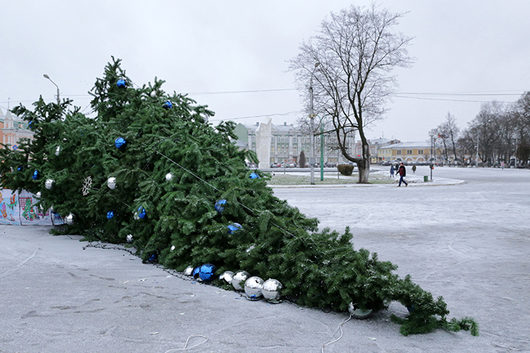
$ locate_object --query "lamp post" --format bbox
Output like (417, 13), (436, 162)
(430, 134), (434, 181)
(309, 62), (320, 185)
(43, 74), (60, 105)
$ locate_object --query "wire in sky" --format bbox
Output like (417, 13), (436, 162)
(209, 110), (303, 121)
(189, 88), (297, 95)
(393, 95), (516, 104)
(2, 87), (526, 105)
(396, 92), (523, 96)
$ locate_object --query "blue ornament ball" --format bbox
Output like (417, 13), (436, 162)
(249, 172), (260, 179)
(199, 263), (216, 282)
(106, 211), (114, 219)
(17, 165), (23, 171)
(137, 206), (147, 219)
(148, 253), (157, 263)
(116, 79), (126, 88)
(192, 266), (200, 279)
(28, 121), (34, 130)
(32, 170), (39, 180)
(163, 100), (173, 109)
(114, 137), (127, 149)
(227, 223), (242, 234)
(215, 199), (227, 213)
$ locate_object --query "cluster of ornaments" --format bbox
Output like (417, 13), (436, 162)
(183, 266), (282, 303)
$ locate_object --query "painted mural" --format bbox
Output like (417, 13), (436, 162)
(0, 189), (18, 224)
(0, 189), (55, 225)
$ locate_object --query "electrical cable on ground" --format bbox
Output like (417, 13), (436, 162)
(321, 314), (353, 353)
(164, 335), (209, 352)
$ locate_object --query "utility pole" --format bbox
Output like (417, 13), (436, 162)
(309, 62), (320, 185)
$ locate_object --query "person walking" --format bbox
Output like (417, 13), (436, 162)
(412, 164), (417, 173)
(397, 162), (408, 187)
(390, 164), (395, 178)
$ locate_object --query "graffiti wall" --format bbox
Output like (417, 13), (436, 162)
(0, 189), (56, 225)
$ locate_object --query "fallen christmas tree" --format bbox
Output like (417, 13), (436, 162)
(0, 58), (478, 336)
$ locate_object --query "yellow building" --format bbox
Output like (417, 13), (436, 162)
(378, 141), (442, 164)
(1, 108), (33, 149)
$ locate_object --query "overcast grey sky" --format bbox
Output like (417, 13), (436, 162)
(1, 0), (528, 141)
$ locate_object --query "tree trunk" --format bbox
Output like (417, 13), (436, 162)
(358, 162), (369, 183)
(357, 140), (370, 183)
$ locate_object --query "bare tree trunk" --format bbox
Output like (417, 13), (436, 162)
(357, 131), (370, 183)
(442, 139), (448, 163)
(358, 159), (370, 183)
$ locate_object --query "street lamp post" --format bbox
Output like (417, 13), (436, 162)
(430, 134), (434, 181)
(43, 74), (60, 105)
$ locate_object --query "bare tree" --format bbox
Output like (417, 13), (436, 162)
(291, 4), (412, 183)
(442, 113), (460, 162)
(430, 113), (460, 164)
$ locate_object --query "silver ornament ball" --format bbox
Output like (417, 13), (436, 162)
(45, 179), (55, 190)
(262, 278), (283, 303)
(35, 192), (42, 198)
(244, 276), (264, 301)
(231, 271), (250, 291)
(348, 302), (373, 319)
(165, 172), (174, 181)
(65, 213), (74, 225)
(170, 245), (176, 251)
(107, 177), (117, 190)
(150, 90), (157, 98)
(126, 234), (133, 243)
(219, 271), (234, 284)
(184, 266), (194, 276)
(55, 146), (61, 156)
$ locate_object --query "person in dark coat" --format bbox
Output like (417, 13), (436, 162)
(390, 164), (395, 178)
(397, 162), (408, 187)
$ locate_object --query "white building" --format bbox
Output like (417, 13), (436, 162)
(236, 121), (355, 167)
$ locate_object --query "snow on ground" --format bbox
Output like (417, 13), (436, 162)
(0, 166), (529, 352)
(274, 166), (530, 352)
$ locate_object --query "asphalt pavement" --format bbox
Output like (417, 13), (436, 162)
(1, 166), (529, 352)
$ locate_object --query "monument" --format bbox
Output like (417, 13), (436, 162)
(255, 119), (272, 169)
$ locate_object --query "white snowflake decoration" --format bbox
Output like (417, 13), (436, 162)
(81, 176), (93, 196)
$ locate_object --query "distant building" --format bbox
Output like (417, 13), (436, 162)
(354, 138), (401, 164)
(0, 108), (33, 149)
(377, 141), (442, 164)
(235, 121), (355, 167)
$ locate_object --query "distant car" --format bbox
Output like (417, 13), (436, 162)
(270, 163), (281, 168)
